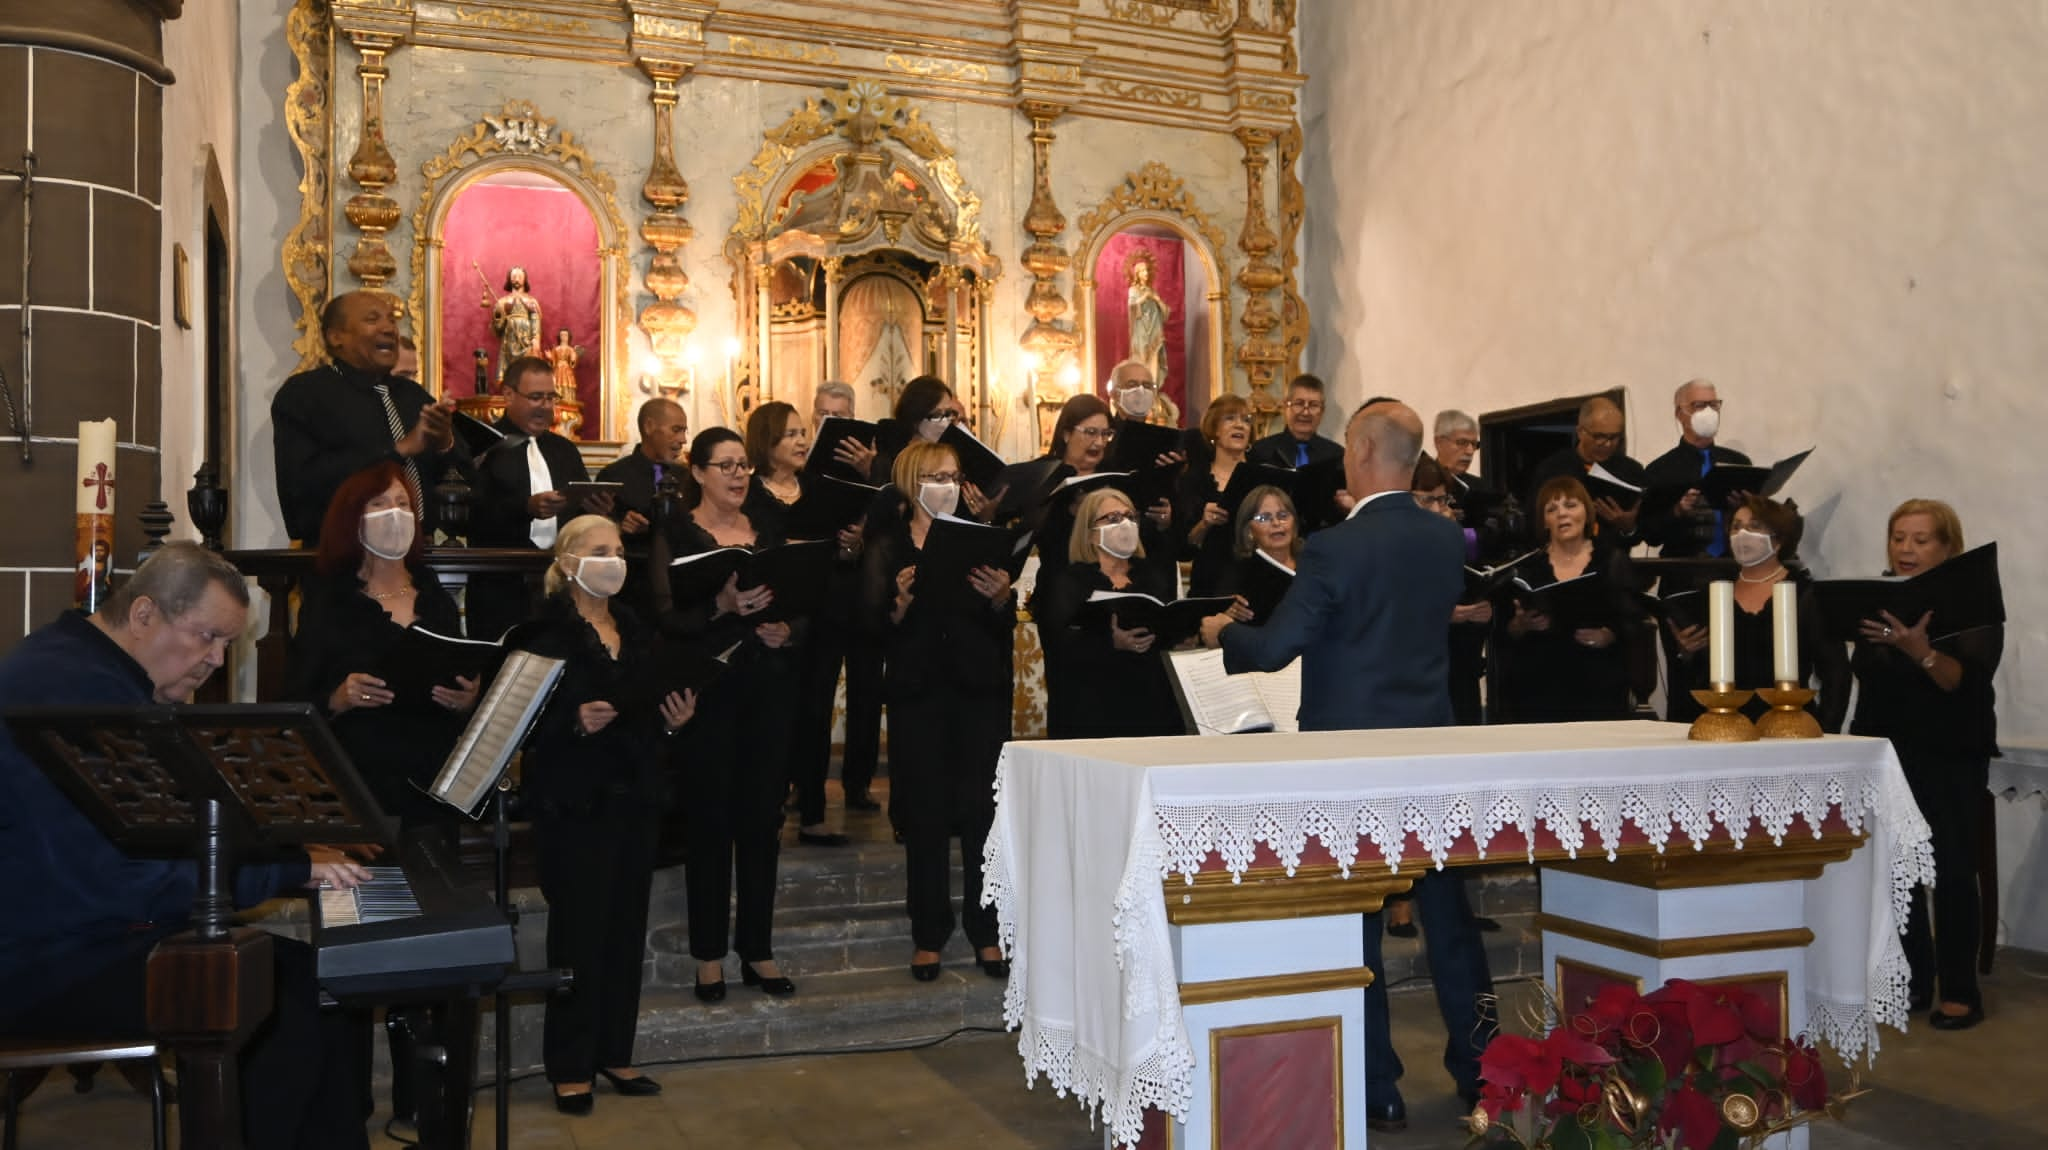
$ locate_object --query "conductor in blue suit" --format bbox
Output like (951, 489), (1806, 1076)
(1199, 399), (1497, 1131)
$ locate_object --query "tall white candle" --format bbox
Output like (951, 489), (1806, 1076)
(75, 419), (118, 611)
(1708, 580), (1735, 686)
(1772, 581), (1799, 683)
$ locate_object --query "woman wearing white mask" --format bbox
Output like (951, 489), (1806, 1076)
(653, 426), (802, 1002)
(1028, 487), (1186, 740)
(287, 461), (479, 829)
(862, 440), (1016, 982)
(525, 514), (697, 1113)
(1667, 496), (1848, 727)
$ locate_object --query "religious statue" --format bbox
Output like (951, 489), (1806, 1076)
(546, 328), (582, 401)
(477, 263), (542, 379)
(1124, 248), (1169, 395)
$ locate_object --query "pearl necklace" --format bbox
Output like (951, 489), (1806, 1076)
(367, 584), (415, 601)
(1738, 567), (1787, 584)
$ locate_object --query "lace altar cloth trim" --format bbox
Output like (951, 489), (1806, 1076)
(986, 753), (1934, 1147)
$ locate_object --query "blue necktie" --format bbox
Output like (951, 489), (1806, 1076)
(1295, 440), (1309, 468)
(1702, 450), (1725, 557)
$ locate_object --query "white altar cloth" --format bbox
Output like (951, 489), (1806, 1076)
(983, 721), (1934, 1147)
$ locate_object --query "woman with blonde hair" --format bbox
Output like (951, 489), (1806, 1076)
(1850, 498), (2000, 1029)
(1029, 486), (1186, 739)
(522, 514), (697, 1113)
(1177, 393), (1258, 596)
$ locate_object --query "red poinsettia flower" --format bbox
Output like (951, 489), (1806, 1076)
(1781, 1039), (1829, 1111)
(1573, 983), (1646, 1048)
(1637, 989), (1698, 1077)
(1479, 1032), (1563, 1098)
(1658, 1083), (1726, 1149)
(1542, 1027), (1619, 1069)
(1544, 1067), (1606, 1118)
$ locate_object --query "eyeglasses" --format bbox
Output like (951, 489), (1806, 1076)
(1093, 510), (1138, 526)
(920, 412), (959, 426)
(1683, 399), (1724, 413)
(917, 471), (963, 485)
(1413, 494), (1453, 510)
(1445, 436), (1481, 451)
(1073, 426), (1117, 442)
(1249, 510), (1294, 525)
(514, 390), (556, 405)
(1286, 399), (1325, 413)
(1583, 431), (1622, 446)
(699, 459), (754, 476)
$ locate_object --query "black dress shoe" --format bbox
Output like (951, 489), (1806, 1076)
(977, 955), (1011, 980)
(844, 790), (881, 812)
(741, 962), (796, 996)
(1365, 1098), (1407, 1132)
(693, 977), (727, 1003)
(553, 1088), (594, 1116)
(1929, 1005), (1984, 1031)
(797, 829), (852, 846)
(598, 1068), (663, 1096)
(911, 960), (942, 982)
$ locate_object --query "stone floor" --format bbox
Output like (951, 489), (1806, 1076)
(14, 949), (2048, 1148)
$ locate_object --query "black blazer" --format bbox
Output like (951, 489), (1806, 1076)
(1248, 430), (1342, 471)
(1029, 558), (1183, 739)
(1220, 493), (1465, 732)
(1491, 547), (1643, 723)
(1641, 440), (1753, 556)
(652, 505), (803, 663)
(470, 423), (591, 549)
(1525, 446), (1649, 548)
(518, 594), (670, 818)
(271, 361), (466, 543)
(861, 517), (1016, 701)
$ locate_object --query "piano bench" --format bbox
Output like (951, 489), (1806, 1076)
(0, 1039), (167, 1150)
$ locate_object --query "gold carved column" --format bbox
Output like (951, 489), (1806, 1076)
(638, 59), (697, 398)
(1276, 121), (1310, 382)
(1233, 126), (1284, 428)
(1019, 100), (1077, 448)
(822, 258), (843, 382)
(342, 32), (402, 292)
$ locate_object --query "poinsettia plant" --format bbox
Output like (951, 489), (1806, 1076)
(1470, 978), (1857, 1150)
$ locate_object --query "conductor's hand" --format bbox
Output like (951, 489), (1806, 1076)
(660, 689), (698, 733)
(717, 573), (772, 618)
(431, 674), (480, 713)
(581, 490), (617, 517)
(620, 509), (651, 536)
(1670, 621), (1709, 656)
(527, 490), (569, 520)
(891, 565), (917, 624)
(1198, 612), (1234, 649)
(308, 856), (372, 891)
(577, 701), (618, 736)
(755, 621), (793, 649)
(1452, 601), (1494, 626)
(1508, 603), (1551, 636)
(834, 435), (878, 479)
(330, 672), (393, 714)
(1573, 627), (1616, 650)
(399, 397), (457, 456)
(968, 564), (1011, 604)
(1592, 496), (1638, 533)
(1110, 615), (1156, 654)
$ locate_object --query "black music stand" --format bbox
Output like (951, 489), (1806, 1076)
(3, 702), (392, 1150)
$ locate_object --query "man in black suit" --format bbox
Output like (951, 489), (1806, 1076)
(271, 291), (460, 543)
(1525, 396), (1646, 547)
(1641, 378), (1751, 559)
(1200, 400), (1497, 1130)
(466, 356), (604, 638)
(596, 397), (686, 610)
(1248, 373), (1350, 529)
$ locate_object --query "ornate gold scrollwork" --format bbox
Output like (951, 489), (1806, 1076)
(727, 34), (839, 65)
(1018, 99), (1076, 446)
(342, 32), (402, 290)
(1233, 126), (1284, 427)
(450, 5), (591, 37)
(1275, 120), (1309, 381)
(284, 0), (334, 370)
(1103, 0), (1232, 33)
(1096, 78), (1202, 109)
(884, 53), (992, 83)
(639, 60), (697, 399)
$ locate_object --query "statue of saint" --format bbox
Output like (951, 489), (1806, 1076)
(546, 328), (582, 400)
(1123, 249), (1169, 395)
(478, 264), (542, 379)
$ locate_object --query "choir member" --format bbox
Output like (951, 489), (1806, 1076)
(1492, 476), (1641, 722)
(809, 383), (883, 812)
(1850, 499), (2000, 1030)
(1641, 379), (1750, 558)
(596, 397), (689, 610)
(1412, 456), (1493, 727)
(873, 375), (964, 487)
(656, 427), (802, 1000)
(523, 515), (697, 1113)
(1176, 393), (1256, 596)
(1211, 484), (1301, 624)
(812, 380), (881, 482)
(1028, 488), (1186, 739)
(996, 393), (1168, 563)
(1524, 396), (1647, 548)
(862, 440), (1016, 982)
(746, 401), (862, 846)
(1665, 496), (1848, 727)
(1249, 374), (1350, 526)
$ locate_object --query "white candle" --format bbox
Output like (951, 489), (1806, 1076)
(1772, 581), (1799, 684)
(75, 419), (118, 611)
(1708, 580), (1735, 686)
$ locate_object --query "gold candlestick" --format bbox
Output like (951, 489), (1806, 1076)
(1689, 683), (1759, 742)
(1755, 682), (1823, 739)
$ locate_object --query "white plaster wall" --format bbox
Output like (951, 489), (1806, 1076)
(1302, 0), (2048, 740)
(158, 2), (239, 541)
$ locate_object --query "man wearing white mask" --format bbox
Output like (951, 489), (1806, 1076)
(1642, 378), (1752, 559)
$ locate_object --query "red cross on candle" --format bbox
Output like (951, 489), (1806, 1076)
(82, 462), (116, 511)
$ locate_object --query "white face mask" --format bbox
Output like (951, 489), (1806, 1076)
(1097, 519), (1141, 559)
(1688, 406), (1720, 440)
(1728, 528), (1776, 567)
(572, 555), (628, 598)
(1116, 386), (1156, 418)
(916, 481), (959, 518)
(359, 506), (416, 560)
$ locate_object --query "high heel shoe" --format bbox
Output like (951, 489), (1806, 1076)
(553, 1086), (594, 1116)
(741, 961), (796, 996)
(976, 953), (1010, 980)
(694, 968), (727, 1003)
(1929, 1004), (1984, 1031)
(597, 1068), (663, 1096)
(910, 960), (942, 982)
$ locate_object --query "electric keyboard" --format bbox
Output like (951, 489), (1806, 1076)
(312, 827), (515, 1002)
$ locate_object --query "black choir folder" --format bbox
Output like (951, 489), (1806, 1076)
(1165, 648), (1301, 735)
(916, 514), (1033, 608)
(940, 424), (1009, 494)
(1580, 464), (1646, 510)
(666, 540), (837, 622)
(1695, 447), (1814, 507)
(1077, 592), (1235, 649)
(1219, 462), (1298, 517)
(1236, 550), (1296, 622)
(1511, 571), (1623, 630)
(805, 416), (880, 484)
(1106, 420), (1186, 473)
(1815, 542), (2004, 643)
(784, 475), (882, 541)
(374, 623), (546, 713)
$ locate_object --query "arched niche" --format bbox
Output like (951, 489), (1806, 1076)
(408, 101), (630, 442)
(1074, 163), (1234, 429)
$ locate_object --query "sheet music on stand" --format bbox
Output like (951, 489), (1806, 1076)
(1164, 648), (1302, 735)
(430, 649), (565, 818)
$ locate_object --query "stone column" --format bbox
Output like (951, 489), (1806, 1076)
(0, 0), (179, 651)
(822, 257), (841, 381)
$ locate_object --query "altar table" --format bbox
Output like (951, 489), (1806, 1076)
(984, 721), (1933, 1149)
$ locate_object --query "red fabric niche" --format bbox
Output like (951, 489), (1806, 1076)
(439, 183), (602, 435)
(1093, 232), (1187, 426)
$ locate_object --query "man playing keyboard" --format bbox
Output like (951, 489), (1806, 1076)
(0, 543), (374, 1149)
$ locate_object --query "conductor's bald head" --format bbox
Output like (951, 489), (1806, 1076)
(1344, 400), (1426, 499)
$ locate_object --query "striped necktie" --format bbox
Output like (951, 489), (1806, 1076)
(372, 382), (423, 512)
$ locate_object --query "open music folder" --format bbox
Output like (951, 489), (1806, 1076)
(1164, 647), (1301, 735)
(429, 649), (566, 818)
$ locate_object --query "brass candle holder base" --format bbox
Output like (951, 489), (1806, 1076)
(1689, 684), (1759, 742)
(1755, 682), (1823, 739)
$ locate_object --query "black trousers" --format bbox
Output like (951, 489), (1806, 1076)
(1898, 748), (1988, 1009)
(791, 619), (884, 823)
(1361, 870), (1498, 1106)
(537, 801), (660, 1082)
(683, 662), (796, 962)
(888, 689), (1008, 953)
(3, 932), (368, 1150)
